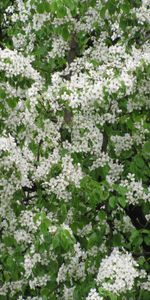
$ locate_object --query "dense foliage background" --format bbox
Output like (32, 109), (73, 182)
(0, 0), (150, 299)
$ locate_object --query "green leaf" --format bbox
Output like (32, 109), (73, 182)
(134, 155), (145, 168)
(118, 196), (126, 208)
(143, 142), (150, 158)
(130, 229), (143, 247)
(40, 222), (48, 235)
(37, 3), (46, 13)
(6, 97), (18, 109)
(109, 196), (117, 208)
(57, 6), (67, 18)
(88, 232), (97, 247)
(100, 6), (106, 18)
(110, 295), (118, 300)
(113, 234), (122, 246)
(60, 229), (74, 250)
(98, 211), (106, 221)
(29, 140), (38, 155)
(3, 236), (16, 247)
(52, 234), (60, 249)
(64, 0), (75, 10)
(0, 88), (6, 98)
(59, 203), (67, 222)
(98, 287), (118, 299)
(37, 2), (51, 13)
(81, 176), (109, 206)
(6, 257), (14, 268)
(139, 290), (150, 300)
(61, 26), (70, 40)
(113, 184), (127, 196)
(121, 2), (131, 13)
(144, 236), (150, 246)
(52, 228), (74, 250)
(130, 229), (139, 241)
(3, 271), (11, 282)
(99, 182), (109, 200)
(106, 0), (116, 14)
(14, 190), (23, 201)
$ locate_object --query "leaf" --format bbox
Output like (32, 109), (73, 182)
(106, 0), (116, 14)
(29, 140), (38, 155)
(121, 2), (131, 14)
(109, 196), (117, 208)
(37, 3), (46, 13)
(113, 234), (122, 246)
(6, 257), (14, 268)
(134, 155), (145, 168)
(6, 97), (18, 109)
(100, 6), (106, 18)
(3, 236), (16, 247)
(130, 229), (143, 247)
(3, 271), (11, 282)
(64, 0), (75, 10)
(98, 211), (106, 221)
(118, 196), (126, 208)
(0, 88), (6, 98)
(40, 222), (48, 235)
(37, 2), (51, 13)
(44, 2), (51, 12)
(57, 5), (67, 18)
(52, 234), (60, 249)
(80, 176), (104, 207)
(61, 26), (70, 40)
(50, 0), (58, 13)
(113, 184), (127, 196)
(59, 203), (67, 222)
(143, 141), (150, 158)
(99, 182), (109, 200)
(14, 190), (23, 201)
(88, 232), (97, 247)
(110, 295), (118, 300)
(139, 290), (150, 300)
(130, 229), (139, 241)
(60, 229), (74, 250)
(98, 287), (118, 299)
(144, 236), (150, 246)
(52, 228), (74, 251)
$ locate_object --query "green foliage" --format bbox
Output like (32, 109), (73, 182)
(80, 176), (109, 207)
(0, 0), (150, 299)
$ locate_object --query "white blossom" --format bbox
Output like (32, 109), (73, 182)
(96, 248), (139, 295)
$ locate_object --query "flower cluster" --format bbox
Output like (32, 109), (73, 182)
(120, 173), (150, 205)
(0, 48), (41, 82)
(86, 288), (103, 300)
(96, 248), (139, 295)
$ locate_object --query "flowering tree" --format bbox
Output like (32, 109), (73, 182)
(0, 0), (150, 299)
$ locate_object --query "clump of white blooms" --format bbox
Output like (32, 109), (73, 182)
(63, 285), (75, 300)
(120, 173), (150, 205)
(140, 274), (150, 291)
(86, 288), (103, 300)
(96, 248), (139, 295)
(47, 36), (70, 59)
(57, 242), (87, 284)
(0, 48), (41, 82)
(43, 155), (83, 200)
(24, 253), (41, 278)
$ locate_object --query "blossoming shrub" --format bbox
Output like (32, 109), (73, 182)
(0, 0), (150, 299)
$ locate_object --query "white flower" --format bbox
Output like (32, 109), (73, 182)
(96, 248), (139, 295)
(0, 48), (41, 82)
(86, 288), (103, 300)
